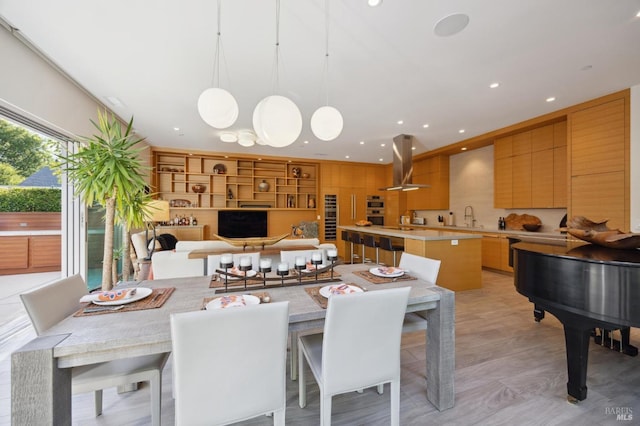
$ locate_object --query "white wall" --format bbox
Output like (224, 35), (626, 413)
(630, 84), (640, 232)
(0, 25), (101, 136)
(415, 145), (567, 233)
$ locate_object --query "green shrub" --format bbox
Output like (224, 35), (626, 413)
(0, 187), (61, 212)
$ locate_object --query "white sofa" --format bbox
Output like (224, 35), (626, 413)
(145, 237), (336, 280)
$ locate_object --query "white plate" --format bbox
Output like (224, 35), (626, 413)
(205, 294), (261, 310)
(369, 266), (405, 278)
(219, 268), (258, 280)
(302, 264), (326, 273)
(93, 287), (153, 306)
(319, 284), (364, 298)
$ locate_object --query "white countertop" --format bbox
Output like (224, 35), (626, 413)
(338, 225), (482, 241)
(0, 230), (61, 236)
(410, 224), (569, 240)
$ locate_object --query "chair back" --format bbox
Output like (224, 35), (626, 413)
(151, 251), (204, 279)
(399, 252), (441, 285)
(378, 236), (393, 251)
(322, 287), (410, 395)
(20, 274), (87, 335)
(362, 234), (377, 248)
(171, 302), (290, 425)
(207, 252), (260, 275)
(349, 232), (363, 245)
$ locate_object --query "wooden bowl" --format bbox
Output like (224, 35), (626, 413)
(523, 223), (541, 232)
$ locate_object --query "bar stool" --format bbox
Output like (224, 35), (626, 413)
(362, 234), (380, 264)
(378, 236), (404, 267)
(341, 231), (354, 263)
(349, 232), (365, 264)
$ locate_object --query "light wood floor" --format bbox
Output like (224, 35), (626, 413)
(2, 270), (640, 425)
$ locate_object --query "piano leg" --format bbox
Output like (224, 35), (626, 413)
(533, 304), (545, 322)
(563, 324), (591, 402)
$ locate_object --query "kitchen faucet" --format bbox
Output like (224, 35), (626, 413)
(464, 206), (475, 227)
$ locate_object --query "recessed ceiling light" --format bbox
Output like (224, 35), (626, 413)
(461, 147), (467, 151)
(220, 132), (237, 143)
(359, 141), (365, 145)
(546, 97), (556, 103)
(489, 82), (500, 89)
(434, 13), (470, 37)
(459, 129), (465, 134)
(105, 96), (123, 107)
(379, 158), (384, 162)
(173, 127), (180, 131)
(412, 147), (416, 150)
(303, 140), (309, 144)
(345, 155), (350, 159)
(368, 0), (382, 7)
(381, 143), (386, 147)
(636, 10), (640, 17)
(397, 120), (403, 125)
(422, 124), (429, 128)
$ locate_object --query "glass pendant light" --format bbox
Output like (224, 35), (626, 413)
(197, 0), (238, 129)
(311, 0), (343, 141)
(252, 0), (302, 147)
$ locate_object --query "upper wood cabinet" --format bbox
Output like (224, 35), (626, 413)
(494, 121), (567, 208)
(153, 151), (318, 210)
(406, 155), (450, 210)
(569, 97), (627, 230)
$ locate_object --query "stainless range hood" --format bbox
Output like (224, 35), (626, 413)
(379, 134), (431, 191)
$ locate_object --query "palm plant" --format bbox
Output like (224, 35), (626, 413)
(60, 110), (151, 290)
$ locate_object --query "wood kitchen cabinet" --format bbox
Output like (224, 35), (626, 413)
(569, 97), (627, 230)
(481, 234), (512, 272)
(494, 121), (567, 209)
(406, 155), (449, 210)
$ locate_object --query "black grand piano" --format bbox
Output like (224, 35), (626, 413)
(512, 240), (640, 402)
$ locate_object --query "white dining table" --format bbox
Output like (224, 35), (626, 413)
(11, 264), (455, 424)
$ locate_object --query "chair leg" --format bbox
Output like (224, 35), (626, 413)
(391, 379), (400, 426)
(377, 383), (384, 394)
(298, 344), (307, 408)
(290, 332), (298, 380)
(361, 244), (366, 264)
(150, 372), (161, 426)
(321, 394), (332, 426)
(94, 389), (103, 416)
(273, 407), (286, 426)
(375, 247), (379, 265)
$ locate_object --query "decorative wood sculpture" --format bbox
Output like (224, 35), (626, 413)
(212, 233), (290, 250)
(565, 216), (640, 250)
(504, 213), (541, 231)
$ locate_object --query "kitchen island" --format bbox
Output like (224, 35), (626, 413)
(339, 225), (482, 291)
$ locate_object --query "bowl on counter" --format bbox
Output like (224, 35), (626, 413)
(523, 223), (542, 232)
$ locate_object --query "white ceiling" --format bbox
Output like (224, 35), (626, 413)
(1, 0), (640, 164)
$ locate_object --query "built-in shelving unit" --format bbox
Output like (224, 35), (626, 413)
(153, 151), (318, 210)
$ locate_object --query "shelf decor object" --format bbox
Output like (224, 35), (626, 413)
(258, 180), (270, 192)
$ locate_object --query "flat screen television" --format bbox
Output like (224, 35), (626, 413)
(218, 210), (268, 238)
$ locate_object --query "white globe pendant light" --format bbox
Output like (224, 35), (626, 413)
(198, 87), (239, 129)
(311, 106), (343, 141)
(253, 95), (302, 147)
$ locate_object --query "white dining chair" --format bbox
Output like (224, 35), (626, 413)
(298, 287), (411, 426)
(171, 301), (290, 426)
(19, 274), (169, 425)
(398, 252), (441, 332)
(151, 250), (205, 279)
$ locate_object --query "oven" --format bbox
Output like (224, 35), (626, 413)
(366, 195), (385, 226)
(366, 195), (385, 209)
